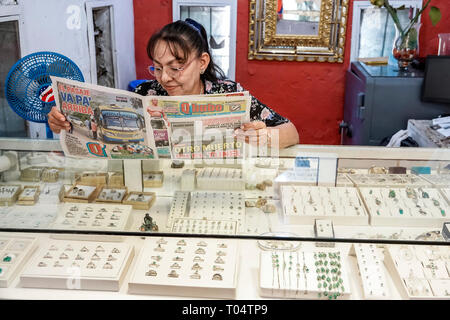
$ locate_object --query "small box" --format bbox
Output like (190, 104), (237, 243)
(19, 167), (43, 182)
(63, 184), (98, 203)
(95, 186), (128, 204)
(76, 172), (107, 186)
(41, 167), (62, 182)
(108, 172), (124, 187)
(0, 185), (22, 206)
(17, 186), (40, 205)
(123, 191), (156, 210)
(143, 171), (164, 188)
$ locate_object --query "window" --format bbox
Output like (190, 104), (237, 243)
(0, 15), (26, 137)
(86, 2), (118, 88)
(350, 0), (422, 62)
(173, 0), (237, 80)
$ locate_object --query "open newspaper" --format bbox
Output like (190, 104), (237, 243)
(51, 76), (251, 160)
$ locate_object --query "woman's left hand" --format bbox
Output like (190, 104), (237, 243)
(234, 121), (269, 146)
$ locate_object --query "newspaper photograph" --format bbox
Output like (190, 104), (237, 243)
(51, 77), (251, 160)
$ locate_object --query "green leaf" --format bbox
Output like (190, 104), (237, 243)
(429, 6), (441, 26)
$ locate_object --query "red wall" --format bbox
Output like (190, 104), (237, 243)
(133, 0), (449, 145)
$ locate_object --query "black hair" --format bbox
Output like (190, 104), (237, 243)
(147, 18), (226, 82)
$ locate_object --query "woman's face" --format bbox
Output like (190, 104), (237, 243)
(152, 40), (208, 96)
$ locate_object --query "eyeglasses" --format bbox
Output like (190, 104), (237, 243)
(148, 58), (195, 79)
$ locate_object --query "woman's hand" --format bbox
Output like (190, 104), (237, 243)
(234, 121), (270, 146)
(47, 107), (70, 134)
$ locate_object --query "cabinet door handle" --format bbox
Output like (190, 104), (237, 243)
(357, 92), (365, 120)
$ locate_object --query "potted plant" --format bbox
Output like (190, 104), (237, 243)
(370, 0), (441, 70)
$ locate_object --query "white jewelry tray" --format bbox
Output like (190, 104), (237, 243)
(167, 191), (244, 232)
(171, 218), (237, 235)
(0, 235), (38, 287)
(20, 239), (134, 291)
(352, 243), (389, 299)
(384, 245), (450, 300)
(50, 203), (132, 231)
(128, 237), (239, 298)
(359, 187), (448, 228)
(0, 205), (58, 229)
(259, 249), (352, 299)
(346, 174), (431, 188)
(280, 186), (369, 226)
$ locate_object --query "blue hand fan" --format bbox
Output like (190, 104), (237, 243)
(5, 51), (84, 124)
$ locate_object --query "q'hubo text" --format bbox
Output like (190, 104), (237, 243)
(58, 83), (93, 115)
(180, 102), (223, 115)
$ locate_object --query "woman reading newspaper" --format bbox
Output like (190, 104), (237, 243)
(47, 19), (299, 149)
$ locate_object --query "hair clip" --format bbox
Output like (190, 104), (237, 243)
(95, 246), (105, 252)
(95, 213), (104, 219)
(65, 212), (75, 218)
(192, 263), (202, 271)
(195, 248), (206, 255)
(215, 257), (225, 264)
(177, 240), (187, 246)
(43, 252), (52, 259)
(173, 256), (183, 262)
(193, 256), (204, 262)
(213, 265), (224, 272)
(86, 262), (96, 269)
(175, 247), (185, 254)
(190, 271), (201, 279)
(216, 251), (226, 256)
(75, 254), (84, 261)
(197, 241), (208, 247)
(91, 253), (100, 261)
(170, 262), (181, 269)
(59, 253), (69, 260)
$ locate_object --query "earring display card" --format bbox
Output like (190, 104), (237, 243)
(123, 191), (156, 210)
(17, 186), (40, 205)
(0, 205), (58, 229)
(196, 167), (245, 191)
(64, 184), (98, 203)
(359, 187), (448, 228)
(353, 244), (389, 299)
(171, 218), (237, 235)
(385, 245), (450, 299)
(51, 203), (132, 231)
(20, 240), (134, 291)
(0, 185), (21, 206)
(281, 186), (369, 226)
(95, 186), (128, 203)
(346, 174), (431, 188)
(0, 236), (38, 287)
(259, 250), (351, 299)
(167, 191), (244, 232)
(143, 171), (164, 188)
(128, 237), (239, 298)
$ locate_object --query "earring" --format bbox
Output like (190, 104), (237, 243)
(200, 69), (205, 74)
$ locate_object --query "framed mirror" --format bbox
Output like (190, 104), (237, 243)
(248, 0), (349, 62)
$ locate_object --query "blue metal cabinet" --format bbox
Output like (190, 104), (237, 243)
(342, 62), (449, 146)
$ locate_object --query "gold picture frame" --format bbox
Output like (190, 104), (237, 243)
(248, 0), (349, 62)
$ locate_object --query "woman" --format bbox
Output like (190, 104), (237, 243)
(48, 18), (299, 148)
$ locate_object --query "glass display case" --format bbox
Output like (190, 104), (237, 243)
(0, 137), (449, 300)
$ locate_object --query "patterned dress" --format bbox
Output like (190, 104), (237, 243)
(134, 79), (290, 127)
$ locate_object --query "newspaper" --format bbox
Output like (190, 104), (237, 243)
(51, 76), (251, 160)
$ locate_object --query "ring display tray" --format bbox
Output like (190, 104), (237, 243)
(128, 237), (239, 298)
(167, 191), (245, 233)
(259, 249), (351, 299)
(95, 186), (128, 204)
(17, 186), (40, 205)
(359, 187), (448, 227)
(0, 205), (58, 229)
(51, 203), (132, 231)
(20, 240), (134, 291)
(346, 174), (431, 188)
(384, 245), (450, 300)
(0, 235), (38, 287)
(123, 191), (156, 210)
(280, 186), (369, 226)
(352, 243), (389, 299)
(64, 184), (98, 203)
(0, 185), (21, 206)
